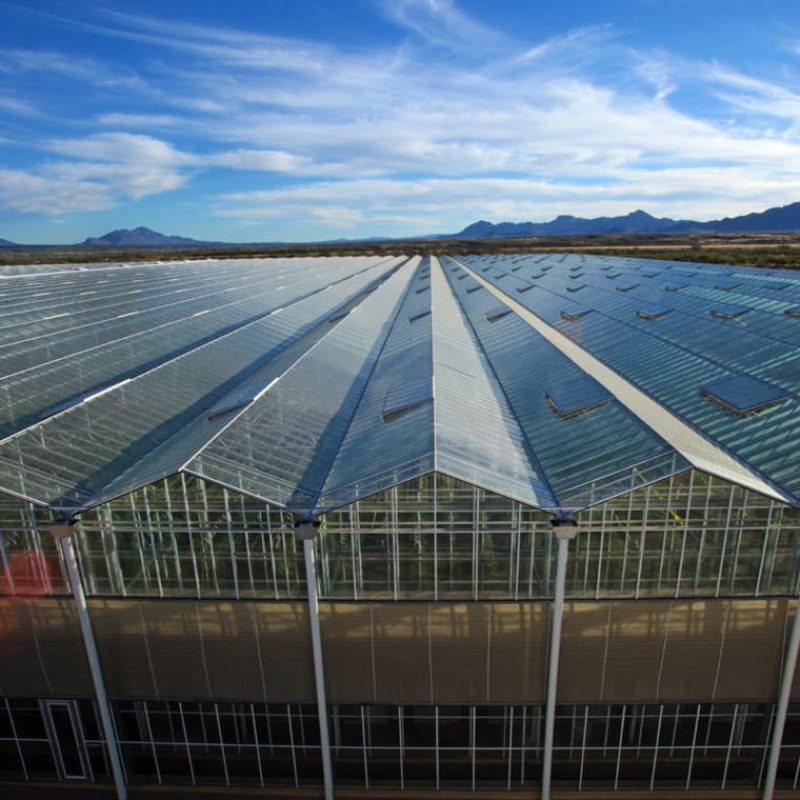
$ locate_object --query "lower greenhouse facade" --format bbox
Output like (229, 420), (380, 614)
(1, 469), (800, 798)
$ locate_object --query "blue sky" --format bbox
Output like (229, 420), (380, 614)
(3, 1), (800, 243)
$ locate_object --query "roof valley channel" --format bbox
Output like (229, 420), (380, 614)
(450, 256), (794, 505)
(185, 258), (422, 517)
(429, 257), (557, 509)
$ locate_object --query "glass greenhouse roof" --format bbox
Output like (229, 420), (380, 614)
(0, 251), (798, 516)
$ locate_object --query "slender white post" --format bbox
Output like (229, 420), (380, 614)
(542, 519), (578, 800)
(763, 597), (800, 800)
(50, 523), (127, 800)
(298, 521), (335, 800)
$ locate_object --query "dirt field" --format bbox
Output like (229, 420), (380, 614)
(2, 232), (800, 269)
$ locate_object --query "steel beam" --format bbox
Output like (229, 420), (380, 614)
(298, 521), (335, 800)
(51, 524), (127, 800)
(542, 519), (578, 800)
(763, 597), (800, 800)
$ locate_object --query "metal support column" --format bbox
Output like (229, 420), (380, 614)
(763, 595), (800, 800)
(50, 522), (127, 800)
(297, 520), (335, 800)
(542, 519), (578, 800)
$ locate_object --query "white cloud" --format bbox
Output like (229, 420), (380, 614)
(5, 3), (800, 231)
(378, 0), (508, 54)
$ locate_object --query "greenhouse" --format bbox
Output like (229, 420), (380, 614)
(1, 252), (799, 799)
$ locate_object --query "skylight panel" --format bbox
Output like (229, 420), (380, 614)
(700, 373), (791, 417)
(561, 306), (592, 321)
(484, 305), (513, 322)
(544, 376), (610, 419)
(382, 382), (433, 421)
(711, 304), (748, 320)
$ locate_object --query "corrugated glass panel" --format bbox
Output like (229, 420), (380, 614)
(0, 257), (403, 510)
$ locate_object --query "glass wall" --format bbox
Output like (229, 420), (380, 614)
(6, 697), (797, 792)
(1, 470), (799, 601)
(2, 697), (799, 792)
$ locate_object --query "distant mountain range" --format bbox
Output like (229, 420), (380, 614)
(454, 201), (800, 238)
(3, 201), (800, 248)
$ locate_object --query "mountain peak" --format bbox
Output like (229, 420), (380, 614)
(82, 227), (203, 247)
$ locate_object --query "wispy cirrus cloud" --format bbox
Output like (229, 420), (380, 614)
(2, 1), (800, 235)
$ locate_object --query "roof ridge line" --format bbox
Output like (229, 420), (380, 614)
(309, 257), (424, 517)
(438, 255), (560, 511)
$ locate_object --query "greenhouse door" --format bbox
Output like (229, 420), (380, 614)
(43, 700), (88, 779)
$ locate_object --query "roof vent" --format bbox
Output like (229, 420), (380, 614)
(207, 398), (250, 421)
(457, 273), (468, 280)
(711, 304), (748, 320)
(566, 284), (586, 293)
(561, 306), (592, 321)
(568, 272), (584, 279)
(665, 284), (687, 292)
(616, 283), (638, 292)
(466, 285), (482, 294)
(545, 376), (610, 419)
(606, 271), (621, 279)
(383, 383), (434, 422)
(700, 373), (791, 417)
(784, 306), (800, 318)
(328, 311), (349, 324)
(484, 305), (512, 322)
(510, 266), (522, 273)
(641, 270), (659, 278)
(416, 285), (430, 294)
(636, 307), (670, 320)
(408, 310), (431, 322)
(516, 284), (535, 293)
(714, 282), (739, 291)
